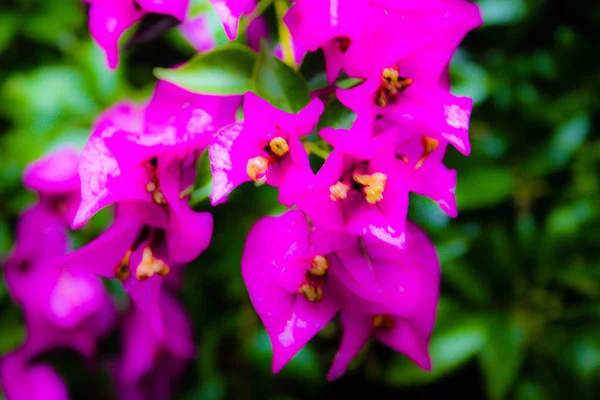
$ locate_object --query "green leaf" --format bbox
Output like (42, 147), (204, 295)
(527, 115), (591, 176)
(252, 40), (310, 113)
(188, 150), (214, 207)
(316, 99), (356, 130)
(154, 44), (257, 95)
(554, 267), (600, 298)
(0, 319), (24, 357)
(545, 201), (596, 239)
(336, 77), (364, 89)
(478, 0), (527, 26)
(443, 260), (493, 305)
(516, 380), (551, 400)
(408, 194), (450, 231)
(0, 13), (18, 55)
(456, 167), (514, 210)
(2, 66), (98, 130)
(479, 315), (527, 400)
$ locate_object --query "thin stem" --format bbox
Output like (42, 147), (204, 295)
(180, 184), (194, 199)
(303, 141), (331, 160)
(274, 0), (295, 67)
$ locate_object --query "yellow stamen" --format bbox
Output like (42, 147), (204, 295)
(246, 156), (269, 182)
(152, 259), (170, 276)
(269, 137), (289, 157)
(310, 255), (329, 276)
(373, 314), (394, 329)
(376, 67), (413, 107)
(353, 172), (387, 204)
(152, 190), (167, 205)
(136, 247), (155, 280)
(414, 136), (439, 169)
(329, 181), (350, 201)
(135, 247), (170, 280)
(115, 250), (132, 282)
(299, 283), (323, 302)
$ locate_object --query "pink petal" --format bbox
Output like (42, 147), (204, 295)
(136, 0), (189, 21)
(326, 312), (371, 380)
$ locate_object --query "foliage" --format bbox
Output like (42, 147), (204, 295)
(0, 0), (599, 399)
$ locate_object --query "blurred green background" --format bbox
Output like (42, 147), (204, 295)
(1, 0), (599, 399)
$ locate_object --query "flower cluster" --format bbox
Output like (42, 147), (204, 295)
(208, 0), (481, 378)
(86, 0), (191, 68)
(2, 0), (482, 396)
(1, 148), (115, 398)
(1, 79), (237, 397)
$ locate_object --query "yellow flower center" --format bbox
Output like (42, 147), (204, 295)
(115, 250), (132, 282)
(329, 181), (350, 201)
(269, 137), (290, 158)
(136, 247), (170, 281)
(246, 156), (269, 182)
(299, 255), (331, 302)
(373, 314), (394, 329)
(310, 255), (329, 276)
(353, 172), (387, 204)
(376, 67), (413, 107)
(414, 136), (439, 169)
(144, 159), (168, 206)
(299, 282), (323, 302)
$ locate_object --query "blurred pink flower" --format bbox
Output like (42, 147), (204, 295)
(87, 0), (190, 68)
(208, 0), (255, 40)
(113, 291), (195, 399)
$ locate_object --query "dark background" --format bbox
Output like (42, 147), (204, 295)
(0, 0), (599, 399)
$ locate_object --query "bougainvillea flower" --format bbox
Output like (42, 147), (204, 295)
(63, 199), (211, 337)
(0, 350), (68, 400)
(75, 80), (238, 227)
(5, 146), (114, 332)
(327, 222), (441, 379)
(209, 92), (323, 205)
(57, 85), (221, 336)
(341, 1), (482, 79)
(242, 210), (345, 372)
(284, 0), (369, 82)
(22, 147), (81, 224)
(281, 127), (411, 249)
(4, 221), (115, 354)
(285, 0), (480, 83)
(23, 147), (80, 196)
(87, 0), (190, 69)
(116, 290), (195, 388)
(23, 297), (116, 359)
(4, 206), (69, 305)
(337, 74), (473, 156)
(208, 0), (255, 40)
(393, 130), (458, 217)
(179, 14), (216, 53)
(0, 298), (115, 399)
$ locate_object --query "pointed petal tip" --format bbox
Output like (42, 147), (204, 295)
(419, 353), (433, 371)
(71, 210), (87, 230)
(271, 354), (287, 374)
(209, 191), (227, 206)
(326, 364), (346, 381)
